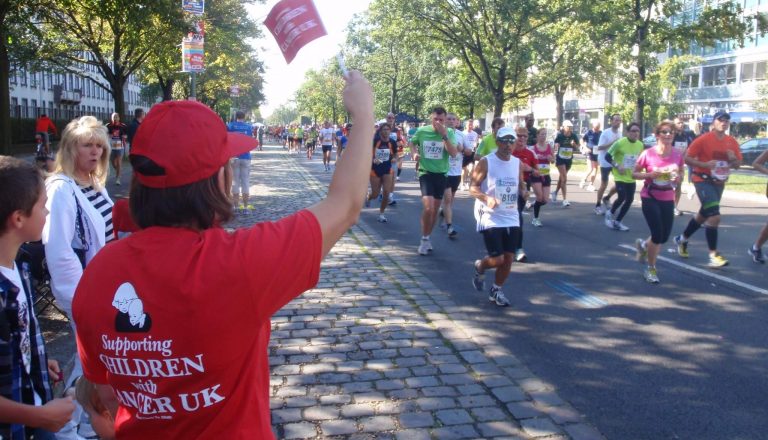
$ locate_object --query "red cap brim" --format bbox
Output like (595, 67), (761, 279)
(227, 132), (259, 158)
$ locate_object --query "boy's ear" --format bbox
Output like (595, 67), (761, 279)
(6, 210), (24, 231)
(101, 408), (114, 422)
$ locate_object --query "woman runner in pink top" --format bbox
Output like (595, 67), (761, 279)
(632, 120), (684, 284)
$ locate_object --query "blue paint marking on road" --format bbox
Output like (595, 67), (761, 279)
(546, 280), (608, 308)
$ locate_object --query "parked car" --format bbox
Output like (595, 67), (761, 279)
(739, 138), (768, 164)
(642, 134), (657, 149)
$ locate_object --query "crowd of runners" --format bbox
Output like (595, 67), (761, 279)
(271, 107), (766, 305)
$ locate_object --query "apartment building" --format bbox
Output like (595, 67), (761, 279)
(8, 58), (152, 123)
(673, 0), (768, 133)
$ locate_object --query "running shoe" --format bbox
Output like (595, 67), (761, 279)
(708, 253), (729, 268)
(562, 200), (571, 207)
(594, 206), (604, 215)
(524, 200), (533, 211)
(447, 225), (457, 237)
(674, 235), (689, 258)
(531, 218), (543, 227)
(578, 180), (586, 189)
(550, 190), (557, 202)
(115, 179), (121, 186)
(604, 212), (614, 229)
(396, 176), (400, 181)
(515, 249), (527, 262)
(748, 246), (765, 264)
(602, 197), (611, 211)
(377, 214), (388, 223)
(587, 184), (596, 192)
(489, 287), (510, 307)
(418, 238), (430, 256)
(613, 221), (630, 231)
(472, 260), (485, 291)
(635, 238), (647, 263)
(389, 199), (397, 206)
(643, 266), (660, 284)
(674, 208), (683, 216)
(426, 238), (433, 252)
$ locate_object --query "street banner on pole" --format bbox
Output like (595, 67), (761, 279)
(182, 0), (204, 15)
(182, 36), (205, 72)
(264, 0), (327, 64)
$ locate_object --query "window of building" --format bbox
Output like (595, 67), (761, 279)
(680, 71), (700, 88)
(702, 64), (736, 86)
(21, 98), (28, 118)
(31, 100), (37, 116)
(19, 68), (27, 86)
(741, 61), (767, 82)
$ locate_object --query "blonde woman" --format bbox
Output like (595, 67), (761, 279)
(43, 115), (115, 322)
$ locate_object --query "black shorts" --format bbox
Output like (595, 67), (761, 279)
(419, 172), (447, 199)
(555, 157), (572, 170)
(530, 174), (552, 186)
(588, 153), (598, 162)
(462, 152), (475, 168)
(694, 181), (725, 218)
(371, 162), (393, 178)
(322, 145), (333, 153)
(446, 175), (461, 193)
(481, 227), (520, 257)
(600, 167), (612, 182)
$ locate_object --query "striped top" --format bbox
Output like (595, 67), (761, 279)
(80, 185), (114, 243)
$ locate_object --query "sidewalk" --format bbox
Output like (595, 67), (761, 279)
(231, 145), (604, 439)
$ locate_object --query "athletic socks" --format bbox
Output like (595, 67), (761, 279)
(705, 226), (718, 251)
(682, 218), (702, 240)
(534, 201), (543, 218)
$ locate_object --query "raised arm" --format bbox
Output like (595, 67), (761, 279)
(307, 71), (375, 258)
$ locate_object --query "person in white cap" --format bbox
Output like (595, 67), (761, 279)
(470, 127), (528, 307)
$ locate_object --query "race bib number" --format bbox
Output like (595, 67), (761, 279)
(423, 141), (444, 159)
(712, 160), (730, 181)
(673, 141), (687, 152)
(653, 166), (676, 187)
(495, 177), (518, 210)
(111, 139), (123, 149)
(449, 153), (462, 167)
(623, 154), (637, 170)
(558, 147), (573, 159)
(538, 163), (550, 175)
(322, 133), (332, 144)
(374, 148), (390, 163)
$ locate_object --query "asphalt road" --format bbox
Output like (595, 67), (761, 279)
(294, 149), (768, 440)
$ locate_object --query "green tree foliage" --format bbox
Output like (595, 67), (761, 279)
(586, 0), (753, 129)
(423, 59), (492, 120)
(295, 62), (345, 124)
(140, 0), (266, 117)
(396, 0), (575, 117)
(35, 0), (186, 117)
(267, 102), (299, 126)
(0, 0), (46, 153)
(344, 2), (437, 119)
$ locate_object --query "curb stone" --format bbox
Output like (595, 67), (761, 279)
(230, 145), (607, 439)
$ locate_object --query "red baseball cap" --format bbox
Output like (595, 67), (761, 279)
(130, 100), (257, 188)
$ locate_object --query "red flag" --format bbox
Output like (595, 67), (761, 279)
(264, 0), (327, 64)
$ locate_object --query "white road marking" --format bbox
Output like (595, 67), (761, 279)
(619, 244), (768, 296)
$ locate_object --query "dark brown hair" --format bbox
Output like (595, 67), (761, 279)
(0, 156), (44, 235)
(129, 167), (233, 230)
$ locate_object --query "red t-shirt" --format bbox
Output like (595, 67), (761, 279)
(73, 210), (322, 439)
(686, 131), (742, 183)
(512, 147), (537, 181)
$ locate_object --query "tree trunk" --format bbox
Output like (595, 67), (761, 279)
(162, 79), (174, 101)
(0, 29), (11, 155)
(634, 62), (646, 132)
(554, 85), (565, 128)
(110, 78), (127, 117)
(390, 77), (397, 114)
(493, 92), (504, 118)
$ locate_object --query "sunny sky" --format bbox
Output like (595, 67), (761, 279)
(246, 0), (373, 118)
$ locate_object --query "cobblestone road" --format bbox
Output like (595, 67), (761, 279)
(231, 145), (605, 440)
